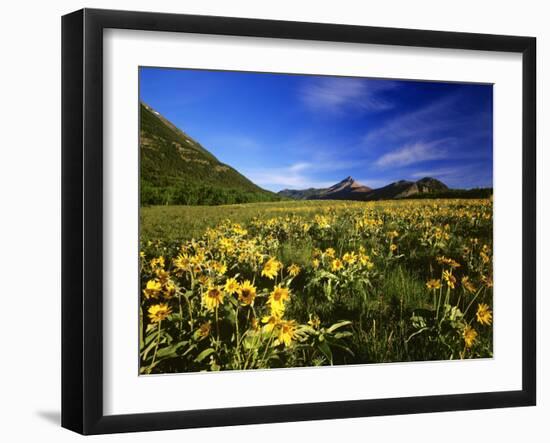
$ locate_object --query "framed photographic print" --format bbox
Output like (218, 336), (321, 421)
(61, 8), (536, 435)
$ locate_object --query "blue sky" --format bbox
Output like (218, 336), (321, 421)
(140, 67), (493, 192)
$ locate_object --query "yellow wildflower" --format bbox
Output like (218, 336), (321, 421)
(426, 279), (442, 290)
(314, 214), (330, 229)
(232, 224), (248, 236)
(437, 256), (461, 269)
(150, 256), (165, 270)
(262, 314), (282, 333)
(342, 252), (357, 265)
(308, 314), (321, 329)
(480, 251), (491, 264)
(250, 317), (260, 331)
(461, 276), (476, 293)
(268, 285), (290, 316)
(163, 280), (177, 298)
(261, 257), (281, 280)
(197, 321), (211, 339)
(143, 279), (162, 299)
(224, 277), (239, 295)
(148, 303), (172, 323)
(358, 254), (370, 266)
(463, 325), (478, 348)
(476, 303), (493, 325)
(278, 320), (298, 347)
(287, 264), (301, 277)
(173, 253), (190, 271)
(238, 280), (257, 306)
(331, 258), (343, 272)
(443, 270), (456, 289)
(211, 261), (227, 275)
(219, 237), (235, 254)
(197, 274), (212, 287)
(481, 274), (493, 288)
(155, 268), (170, 284)
(202, 286), (225, 311)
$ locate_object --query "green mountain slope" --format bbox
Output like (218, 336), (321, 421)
(140, 103), (281, 205)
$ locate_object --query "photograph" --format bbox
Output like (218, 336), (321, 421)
(138, 67), (494, 375)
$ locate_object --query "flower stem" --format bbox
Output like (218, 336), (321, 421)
(235, 305), (241, 366)
(215, 307), (220, 349)
(150, 320), (162, 372)
(464, 286), (484, 317)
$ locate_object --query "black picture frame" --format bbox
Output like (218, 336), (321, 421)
(61, 8), (536, 435)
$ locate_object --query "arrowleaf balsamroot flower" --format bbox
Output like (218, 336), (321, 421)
(463, 325), (478, 348)
(143, 279), (162, 299)
(238, 280), (257, 306)
(224, 277), (239, 295)
(476, 303), (493, 325)
(461, 276), (476, 293)
(442, 270), (456, 289)
(331, 258), (343, 272)
(342, 252), (357, 265)
(148, 303), (172, 323)
(261, 257), (281, 279)
(163, 280), (177, 298)
(150, 256), (165, 270)
(269, 285), (290, 316)
(197, 321), (211, 339)
(287, 264), (301, 277)
(203, 286), (225, 311)
(278, 320), (298, 347)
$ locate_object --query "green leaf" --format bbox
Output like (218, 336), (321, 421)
(327, 320), (352, 333)
(156, 342), (187, 359)
(333, 331), (353, 339)
(317, 340), (333, 364)
(140, 339), (158, 361)
(195, 348), (215, 363)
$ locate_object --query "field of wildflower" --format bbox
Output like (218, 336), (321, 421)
(139, 199), (493, 374)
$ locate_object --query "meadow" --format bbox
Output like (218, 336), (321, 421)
(140, 199), (493, 374)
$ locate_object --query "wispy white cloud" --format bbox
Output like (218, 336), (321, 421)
(245, 169), (333, 190)
(301, 78), (398, 114)
(363, 94), (461, 145)
(410, 167), (460, 179)
(375, 139), (450, 168)
(243, 160), (353, 191)
(287, 162), (311, 173)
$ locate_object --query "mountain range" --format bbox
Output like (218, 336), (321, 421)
(278, 176), (449, 201)
(140, 103), (489, 206)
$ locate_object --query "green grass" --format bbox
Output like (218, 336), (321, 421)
(141, 200), (409, 242)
